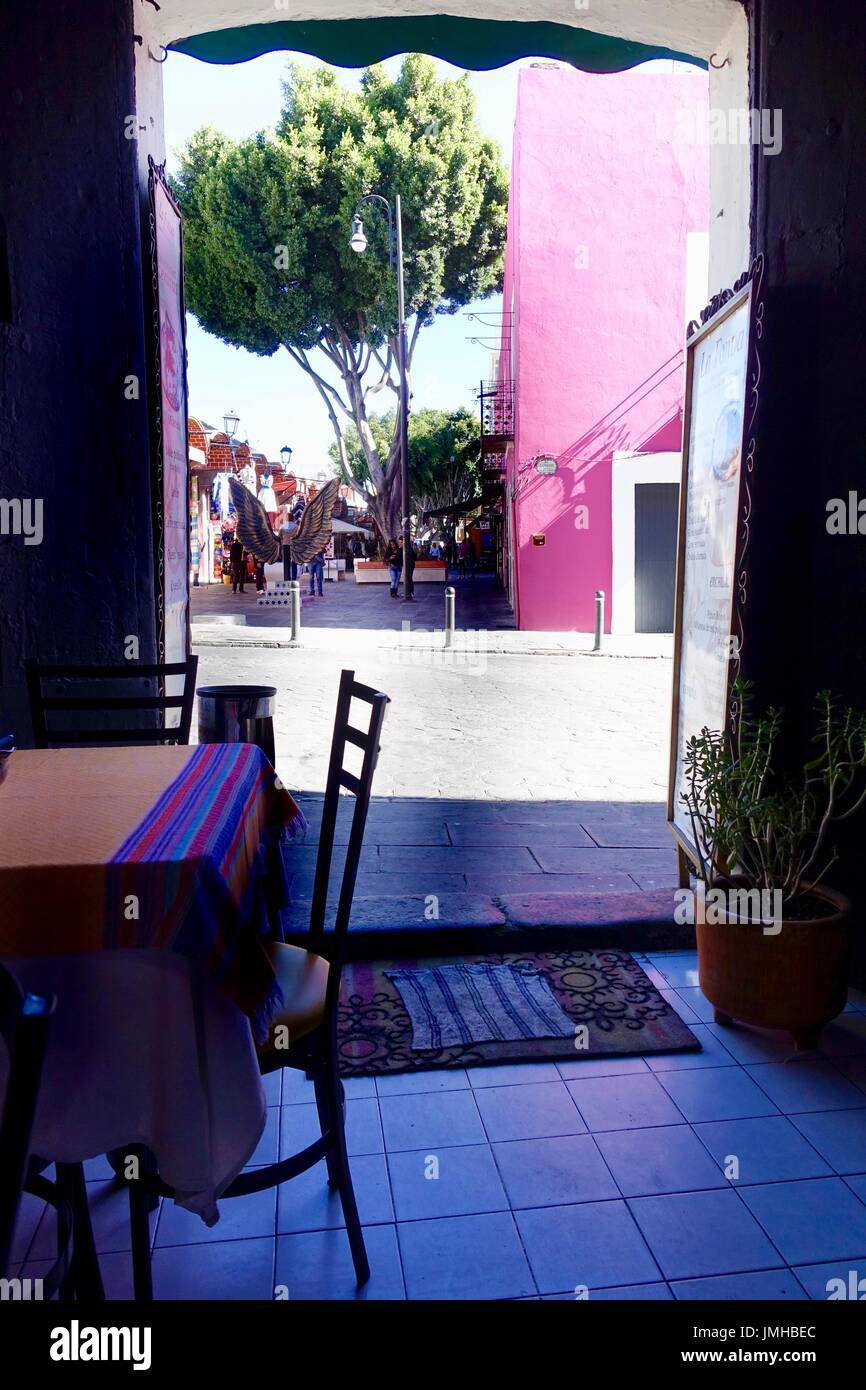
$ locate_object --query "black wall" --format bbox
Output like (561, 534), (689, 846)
(0, 0), (157, 739)
(746, 0), (866, 975)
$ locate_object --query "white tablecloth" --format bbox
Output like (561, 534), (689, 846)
(2, 948), (266, 1224)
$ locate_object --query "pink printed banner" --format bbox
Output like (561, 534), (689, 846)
(151, 161), (190, 664)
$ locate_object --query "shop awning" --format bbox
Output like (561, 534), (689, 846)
(332, 517), (373, 536)
(171, 16), (705, 73)
(423, 496), (484, 521)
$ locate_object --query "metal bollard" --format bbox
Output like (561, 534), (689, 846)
(444, 586), (455, 648)
(289, 580), (301, 645)
(593, 589), (605, 652)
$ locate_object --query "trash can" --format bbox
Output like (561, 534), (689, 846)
(197, 685), (277, 765)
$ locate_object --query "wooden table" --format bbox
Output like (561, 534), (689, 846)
(0, 743), (304, 1230)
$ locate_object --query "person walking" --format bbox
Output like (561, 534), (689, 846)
(229, 535), (246, 593)
(385, 537), (402, 597)
(308, 550), (325, 597)
(457, 537), (469, 579)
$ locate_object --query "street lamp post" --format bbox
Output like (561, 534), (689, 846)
(223, 411), (241, 469)
(449, 452), (456, 573)
(350, 192), (414, 601)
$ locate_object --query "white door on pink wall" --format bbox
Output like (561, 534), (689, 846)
(611, 449), (681, 635)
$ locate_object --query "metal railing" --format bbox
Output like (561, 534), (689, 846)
(478, 379), (514, 440)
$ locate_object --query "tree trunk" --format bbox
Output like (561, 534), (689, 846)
(368, 461), (401, 540)
(284, 335), (409, 543)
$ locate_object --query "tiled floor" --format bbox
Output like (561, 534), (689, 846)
(14, 951), (866, 1301)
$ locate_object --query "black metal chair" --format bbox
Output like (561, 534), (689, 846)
(0, 965), (89, 1299)
(0, 965), (56, 1282)
(25, 657), (199, 747)
(122, 669), (389, 1298)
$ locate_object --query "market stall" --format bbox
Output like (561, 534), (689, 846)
(354, 559), (448, 584)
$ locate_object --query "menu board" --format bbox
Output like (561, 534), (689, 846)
(668, 274), (758, 865)
(149, 159), (190, 667)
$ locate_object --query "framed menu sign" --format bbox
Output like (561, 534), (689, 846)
(147, 157), (190, 669)
(667, 257), (764, 879)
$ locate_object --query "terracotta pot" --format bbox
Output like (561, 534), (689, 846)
(696, 883), (852, 1050)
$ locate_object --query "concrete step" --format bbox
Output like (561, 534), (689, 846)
(282, 795), (687, 953)
(280, 887), (692, 958)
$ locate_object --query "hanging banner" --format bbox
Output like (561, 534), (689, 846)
(148, 157), (190, 667)
(667, 258), (764, 873)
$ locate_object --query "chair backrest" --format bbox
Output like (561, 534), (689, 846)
(307, 670), (389, 994)
(0, 965), (55, 1278)
(25, 657), (199, 748)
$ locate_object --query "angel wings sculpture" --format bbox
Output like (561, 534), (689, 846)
(228, 475), (341, 565)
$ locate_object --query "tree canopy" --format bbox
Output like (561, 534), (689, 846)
(329, 405), (481, 533)
(173, 55), (508, 535)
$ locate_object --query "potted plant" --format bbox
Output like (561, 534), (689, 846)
(681, 679), (866, 1049)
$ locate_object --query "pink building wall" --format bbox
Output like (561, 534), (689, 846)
(501, 66), (709, 631)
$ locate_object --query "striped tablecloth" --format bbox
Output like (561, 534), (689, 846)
(0, 743), (305, 1036)
(0, 743), (306, 1220)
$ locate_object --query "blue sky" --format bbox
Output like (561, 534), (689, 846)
(164, 50), (531, 473)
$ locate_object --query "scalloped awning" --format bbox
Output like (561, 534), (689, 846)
(172, 16), (706, 72)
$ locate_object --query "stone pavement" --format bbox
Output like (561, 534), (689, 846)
(192, 572), (684, 948)
(191, 570), (673, 657)
(192, 566), (516, 632)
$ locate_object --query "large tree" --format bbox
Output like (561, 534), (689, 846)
(173, 55), (508, 536)
(329, 405), (481, 536)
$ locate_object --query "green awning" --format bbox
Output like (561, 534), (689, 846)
(172, 17), (706, 73)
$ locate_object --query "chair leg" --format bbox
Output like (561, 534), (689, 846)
(107, 1147), (159, 1214)
(128, 1183), (154, 1302)
(312, 1070), (340, 1190)
(323, 1053), (369, 1286)
(56, 1162), (104, 1301)
(56, 1197), (74, 1301)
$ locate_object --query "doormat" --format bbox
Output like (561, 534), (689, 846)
(337, 949), (699, 1076)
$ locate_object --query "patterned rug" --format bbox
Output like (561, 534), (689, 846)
(337, 949), (699, 1076)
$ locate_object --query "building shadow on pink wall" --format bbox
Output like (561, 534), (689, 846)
(516, 350), (685, 517)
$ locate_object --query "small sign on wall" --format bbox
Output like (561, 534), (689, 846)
(535, 456), (557, 475)
(531, 533), (546, 547)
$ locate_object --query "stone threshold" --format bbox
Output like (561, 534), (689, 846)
(281, 887), (694, 958)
